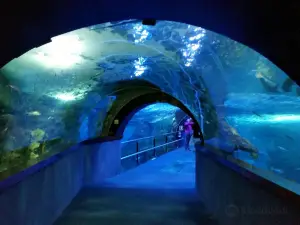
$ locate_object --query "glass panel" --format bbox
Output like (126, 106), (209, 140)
(0, 20), (299, 189)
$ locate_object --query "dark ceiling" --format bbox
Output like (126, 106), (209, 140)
(0, 0), (299, 84)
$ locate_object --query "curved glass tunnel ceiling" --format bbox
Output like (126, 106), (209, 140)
(1, 20), (300, 187)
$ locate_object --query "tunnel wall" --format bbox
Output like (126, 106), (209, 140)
(0, 145), (86, 225)
(0, 139), (122, 225)
(195, 140), (300, 225)
(85, 140), (121, 185)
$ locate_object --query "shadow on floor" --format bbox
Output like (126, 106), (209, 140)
(54, 186), (219, 225)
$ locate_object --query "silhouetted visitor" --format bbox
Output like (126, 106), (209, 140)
(184, 118), (194, 151)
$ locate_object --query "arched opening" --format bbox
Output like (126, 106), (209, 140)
(120, 103), (190, 170)
(92, 79), (204, 171)
(101, 85), (202, 139)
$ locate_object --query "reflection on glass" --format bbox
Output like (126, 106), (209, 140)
(54, 93), (80, 101)
(34, 35), (83, 68)
(181, 26), (206, 67)
(132, 57), (147, 77)
(133, 24), (152, 44)
(0, 20), (299, 191)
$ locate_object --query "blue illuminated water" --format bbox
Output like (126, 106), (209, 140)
(1, 18), (299, 191)
(225, 93), (300, 182)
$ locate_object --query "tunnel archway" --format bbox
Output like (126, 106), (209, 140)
(101, 84), (202, 139)
(0, 19), (299, 188)
(119, 102), (190, 170)
(97, 79), (204, 139)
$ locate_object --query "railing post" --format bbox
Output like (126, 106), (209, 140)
(153, 137), (156, 157)
(136, 141), (139, 164)
(165, 135), (168, 152)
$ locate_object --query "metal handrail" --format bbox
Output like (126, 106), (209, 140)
(121, 131), (178, 144)
(121, 138), (183, 160)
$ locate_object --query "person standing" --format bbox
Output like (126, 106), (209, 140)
(184, 118), (194, 151)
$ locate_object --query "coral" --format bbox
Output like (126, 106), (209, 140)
(40, 142), (47, 154)
(29, 142), (40, 151)
(31, 129), (45, 142)
(30, 152), (39, 159)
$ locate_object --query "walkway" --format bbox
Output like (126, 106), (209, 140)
(54, 148), (218, 225)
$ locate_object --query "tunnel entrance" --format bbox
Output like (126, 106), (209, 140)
(119, 103), (190, 170)
(100, 80), (202, 139)
(98, 80), (204, 170)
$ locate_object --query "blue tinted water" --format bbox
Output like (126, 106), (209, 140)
(1, 19), (299, 190)
(225, 93), (300, 182)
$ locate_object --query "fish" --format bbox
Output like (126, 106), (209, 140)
(271, 167), (284, 174)
(0, 127), (8, 135)
(6, 84), (20, 93)
(252, 111), (262, 117)
(79, 54), (95, 61)
(26, 111), (41, 116)
(285, 135), (294, 141)
(278, 146), (288, 151)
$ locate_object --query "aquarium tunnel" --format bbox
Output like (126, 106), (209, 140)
(0, 20), (300, 224)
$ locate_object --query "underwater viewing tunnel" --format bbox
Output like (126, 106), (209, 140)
(1, 20), (299, 182)
(0, 18), (300, 225)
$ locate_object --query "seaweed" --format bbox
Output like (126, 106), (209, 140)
(0, 137), (73, 181)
